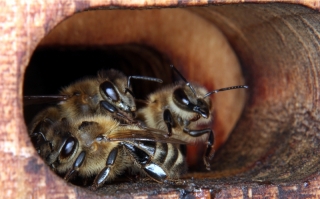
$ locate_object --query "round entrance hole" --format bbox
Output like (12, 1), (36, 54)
(23, 7), (246, 189)
(17, 2), (320, 198)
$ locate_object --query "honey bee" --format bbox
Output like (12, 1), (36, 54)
(24, 69), (163, 124)
(28, 107), (187, 190)
(136, 65), (248, 170)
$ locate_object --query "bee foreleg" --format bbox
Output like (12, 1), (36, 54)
(204, 129), (215, 171)
(183, 128), (211, 137)
(163, 109), (173, 137)
(100, 100), (136, 124)
(123, 142), (168, 182)
(100, 100), (117, 113)
(92, 147), (118, 190)
(64, 151), (86, 181)
(183, 128), (215, 170)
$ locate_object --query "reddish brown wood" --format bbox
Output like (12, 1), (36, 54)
(1, 1), (320, 198)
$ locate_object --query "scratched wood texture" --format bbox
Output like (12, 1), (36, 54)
(1, 1), (320, 198)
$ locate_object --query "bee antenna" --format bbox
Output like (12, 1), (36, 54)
(170, 64), (197, 96)
(125, 76), (163, 95)
(203, 85), (248, 99)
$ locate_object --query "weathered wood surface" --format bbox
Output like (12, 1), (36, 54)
(1, 0), (320, 198)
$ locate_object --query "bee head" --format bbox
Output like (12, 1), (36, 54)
(99, 80), (136, 112)
(41, 119), (79, 167)
(172, 86), (210, 119)
(169, 65), (210, 118)
(169, 65), (248, 120)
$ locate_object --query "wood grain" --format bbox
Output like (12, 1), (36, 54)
(1, 0), (320, 198)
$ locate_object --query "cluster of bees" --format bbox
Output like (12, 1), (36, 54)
(25, 65), (247, 190)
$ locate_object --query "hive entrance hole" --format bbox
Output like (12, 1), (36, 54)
(23, 7), (248, 187)
(17, 3), (320, 197)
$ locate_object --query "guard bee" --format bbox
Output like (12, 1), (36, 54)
(24, 69), (163, 124)
(136, 65), (248, 170)
(29, 107), (187, 190)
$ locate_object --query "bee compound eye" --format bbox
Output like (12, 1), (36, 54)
(60, 137), (77, 159)
(100, 81), (119, 102)
(173, 88), (191, 107)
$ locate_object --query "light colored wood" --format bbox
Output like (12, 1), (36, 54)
(1, 1), (320, 198)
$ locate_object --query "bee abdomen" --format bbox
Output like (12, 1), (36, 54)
(136, 141), (186, 179)
(154, 143), (187, 178)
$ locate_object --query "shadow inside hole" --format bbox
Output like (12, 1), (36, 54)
(23, 44), (174, 124)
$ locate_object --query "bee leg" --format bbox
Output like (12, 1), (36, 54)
(143, 163), (168, 182)
(123, 142), (167, 182)
(100, 100), (136, 124)
(64, 151), (86, 181)
(163, 109), (173, 136)
(204, 129), (215, 170)
(183, 128), (215, 170)
(91, 147), (118, 190)
(100, 100), (117, 113)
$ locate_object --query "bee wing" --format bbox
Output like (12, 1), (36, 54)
(24, 95), (69, 106)
(107, 128), (187, 144)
